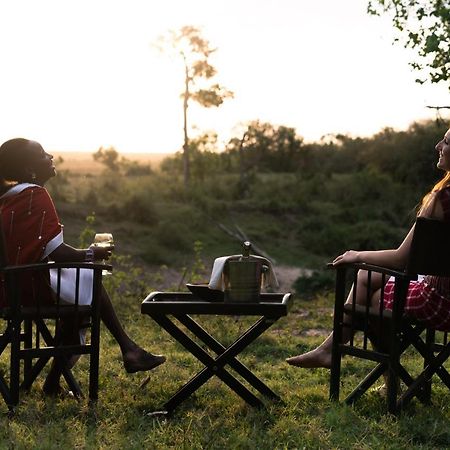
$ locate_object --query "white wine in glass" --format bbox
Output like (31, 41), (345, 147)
(93, 233), (114, 274)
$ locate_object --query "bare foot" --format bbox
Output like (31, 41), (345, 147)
(123, 348), (166, 374)
(286, 348), (332, 368)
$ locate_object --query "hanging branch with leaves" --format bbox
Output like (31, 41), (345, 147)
(368, 0), (450, 88)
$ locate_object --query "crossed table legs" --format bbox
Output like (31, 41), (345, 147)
(148, 312), (281, 414)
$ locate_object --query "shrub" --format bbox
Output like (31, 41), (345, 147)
(294, 268), (335, 299)
(121, 194), (159, 225)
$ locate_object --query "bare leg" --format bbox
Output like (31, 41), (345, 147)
(44, 286), (166, 394)
(43, 316), (81, 395)
(286, 270), (386, 368)
(98, 287), (166, 373)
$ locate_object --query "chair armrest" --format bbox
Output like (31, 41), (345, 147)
(1, 261), (112, 273)
(327, 262), (417, 281)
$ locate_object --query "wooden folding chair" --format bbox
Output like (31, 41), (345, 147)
(0, 230), (109, 411)
(329, 217), (450, 414)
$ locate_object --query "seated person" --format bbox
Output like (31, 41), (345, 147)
(287, 127), (450, 368)
(0, 138), (166, 395)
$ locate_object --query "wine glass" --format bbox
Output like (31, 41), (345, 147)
(93, 233), (114, 275)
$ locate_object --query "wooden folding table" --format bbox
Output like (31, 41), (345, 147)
(141, 291), (292, 415)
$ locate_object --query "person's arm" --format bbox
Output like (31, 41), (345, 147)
(49, 243), (112, 263)
(333, 189), (447, 269)
(332, 225), (415, 269)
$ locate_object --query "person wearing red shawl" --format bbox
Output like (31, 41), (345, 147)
(0, 138), (165, 395)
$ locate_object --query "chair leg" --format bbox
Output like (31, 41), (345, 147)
(0, 323), (12, 406)
(422, 328), (435, 403)
(9, 319), (21, 409)
(345, 363), (386, 405)
(386, 365), (399, 415)
(88, 277), (102, 403)
(21, 356), (51, 391)
(22, 319), (33, 388)
(89, 327), (100, 402)
(330, 268), (346, 402)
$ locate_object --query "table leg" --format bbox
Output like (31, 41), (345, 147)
(176, 314), (280, 400)
(151, 314), (263, 412)
(151, 313), (280, 412)
(165, 359), (263, 412)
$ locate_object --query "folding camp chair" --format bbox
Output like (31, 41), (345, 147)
(329, 217), (450, 414)
(0, 228), (108, 411)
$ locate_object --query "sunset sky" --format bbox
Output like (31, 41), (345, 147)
(0, 0), (448, 154)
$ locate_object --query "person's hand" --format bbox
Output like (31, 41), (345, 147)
(332, 250), (360, 266)
(90, 244), (114, 261)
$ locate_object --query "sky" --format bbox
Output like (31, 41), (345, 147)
(0, 0), (448, 154)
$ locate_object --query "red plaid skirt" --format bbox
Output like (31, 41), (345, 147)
(383, 280), (450, 331)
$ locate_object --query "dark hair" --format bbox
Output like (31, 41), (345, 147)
(0, 138), (32, 182)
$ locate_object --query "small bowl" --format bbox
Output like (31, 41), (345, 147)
(186, 283), (224, 302)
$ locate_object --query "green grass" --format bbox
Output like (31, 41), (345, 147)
(1, 294), (450, 449)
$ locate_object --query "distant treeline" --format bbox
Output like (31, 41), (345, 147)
(49, 120), (449, 278)
(162, 119), (446, 195)
(158, 120), (447, 252)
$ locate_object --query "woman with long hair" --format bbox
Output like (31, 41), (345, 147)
(287, 127), (450, 368)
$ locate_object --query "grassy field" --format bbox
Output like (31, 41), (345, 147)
(2, 151), (450, 449)
(1, 292), (450, 450)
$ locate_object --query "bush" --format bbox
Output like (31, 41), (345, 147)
(294, 269), (335, 298)
(121, 194), (159, 225)
(154, 220), (191, 252)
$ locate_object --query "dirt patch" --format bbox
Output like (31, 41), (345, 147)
(292, 328), (330, 337)
(273, 265), (311, 293)
(290, 308), (310, 318)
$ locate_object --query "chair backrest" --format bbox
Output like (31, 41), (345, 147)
(0, 214), (8, 268)
(406, 217), (450, 276)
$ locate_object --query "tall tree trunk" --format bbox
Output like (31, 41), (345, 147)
(183, 64), (190, 188)
(238, 130), (247, 186)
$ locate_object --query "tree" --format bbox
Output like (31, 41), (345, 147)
(225, 121), (304, 173)
(93, 146), (152, 176)
(93, 146), (121, 172)
(160, 132), (223, 181)
(157, 26), (233, 187)
(367, 0), (450, 88)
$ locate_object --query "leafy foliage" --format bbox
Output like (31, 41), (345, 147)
(77, 212), (163, 299)
(93, 146), (152, 175)
(368, 0), (450, 87)
(156, 25), (233, 186)
(48, 119), (448, 295)
(294, 269), (336, 299)
(159, 25), (234, 106)
(78, 212), (96, 247)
